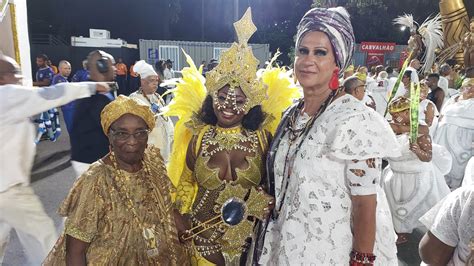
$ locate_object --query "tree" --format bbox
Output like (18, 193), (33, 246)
(251, 0), (313, 65)
(311, 0), (446, 44)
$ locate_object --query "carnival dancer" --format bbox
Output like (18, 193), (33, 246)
(130, 60), (174, 163)
(383, 97), (450, 245)
(393, 14), (444, 74)
(434, 78), (474, 189)
(258, 7), (400, 265)
(43, 96), (188, 265)
(164, 8), (299, 265)
(0, 55), (111, 265)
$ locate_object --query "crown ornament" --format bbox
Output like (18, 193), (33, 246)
(388, 96), (411, 114)
(205, 7), (266, 112)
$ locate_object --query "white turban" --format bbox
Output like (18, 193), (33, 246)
(133, 60), (157, 79)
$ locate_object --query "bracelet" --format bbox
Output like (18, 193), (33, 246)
(349, 249), (376, 266)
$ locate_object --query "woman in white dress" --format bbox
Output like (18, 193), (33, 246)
(370, 71), (390, 116)
(418, 81), (439, 137)
(434, 78), (474, 189)
(130, 60), (174, 163)
(257, 7), (400, 265)
(383, 97), (450, 244)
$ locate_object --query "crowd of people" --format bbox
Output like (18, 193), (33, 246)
(0, 5), (473, 266)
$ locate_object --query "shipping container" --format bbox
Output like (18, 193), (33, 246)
(139, 39), (270, 71)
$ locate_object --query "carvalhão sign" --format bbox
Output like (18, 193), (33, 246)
(360, 42), (396, 52)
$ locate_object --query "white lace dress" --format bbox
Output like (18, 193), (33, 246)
(383, 134), (451, 233)
(419, 99), (439, 138)
(260, 95), (400, 265)
(434, 98), (474, 189)
(369, 78), (389, 116)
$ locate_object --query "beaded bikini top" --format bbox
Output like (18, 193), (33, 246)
(193, 126), (264, 190)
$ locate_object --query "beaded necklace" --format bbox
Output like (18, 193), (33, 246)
(108, 152), (170, 259)
(139, 88), (169, 121)
(274, 91), (336, 219)
(202, 126), (258, 157)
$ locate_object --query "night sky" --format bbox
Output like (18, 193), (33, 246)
(26, 0), (473, 61)
(26, 0), (309, 44)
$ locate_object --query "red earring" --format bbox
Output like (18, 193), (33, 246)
(329, 67), (340, 90)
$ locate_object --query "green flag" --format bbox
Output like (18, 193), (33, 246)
(384, 51), (413, 117)
(409, 82), (421, 144)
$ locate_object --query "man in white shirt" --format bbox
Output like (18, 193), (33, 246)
(0, 55), (110, 264)
(130, 60), (174, 163)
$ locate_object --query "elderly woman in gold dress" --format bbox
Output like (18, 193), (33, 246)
(43, 95), (188, 265)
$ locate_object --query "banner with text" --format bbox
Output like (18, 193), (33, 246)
(360, 42), (396, 52)
(360, 42), (396, 68)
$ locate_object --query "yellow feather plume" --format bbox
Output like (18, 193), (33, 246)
(161, 49), (206, 187)
(259, 51), (301, 134)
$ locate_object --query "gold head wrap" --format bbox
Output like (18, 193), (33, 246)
(345, 65), (355, 73)
(100, 95), (155, 134)
(388, 96), (411, 114)
(462, 78), (473, 87)
(354, 72), (367, 83)
(204, 8), (266, 112)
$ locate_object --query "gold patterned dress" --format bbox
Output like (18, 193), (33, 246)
(175, 125), (269, 265)
(44, 146), (188, 265)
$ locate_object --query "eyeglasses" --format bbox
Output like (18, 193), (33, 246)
(110, 129), (150, 141)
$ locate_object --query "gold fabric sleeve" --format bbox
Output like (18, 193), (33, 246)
(59, 163), (106, 243)
(175, 164), (197, 214)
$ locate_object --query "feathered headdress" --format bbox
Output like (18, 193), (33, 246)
(393, 14), (418, 33)
(418, 14), (444, 73)
(162, 8), (300, 187)
(393, 13), (444, 74)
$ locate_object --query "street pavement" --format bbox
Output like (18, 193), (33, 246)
(2, 117), (425, 265)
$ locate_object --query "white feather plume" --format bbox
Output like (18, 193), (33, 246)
(418, 13), (444, 73)
(393, 14), (415, 30)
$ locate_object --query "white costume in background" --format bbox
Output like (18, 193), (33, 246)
(370, 77), (390, 116)
(438, 76), (451, 110)
(405, 66), (419, 84)
(434, 98), (474, 189)
(163, 67), (173, 80)
(130, 60), (174, 163)
(419, 98), (439, 137)
(383, 134), (451, 233)
(419, 185), (474, 266)
(0, 82), (98, 264)
(461, 157), (474, 187)
(261, 95), (400, 265)
(129, 92), (174, 162)
(391, 82), (408, 101)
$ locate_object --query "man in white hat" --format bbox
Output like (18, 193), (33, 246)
(129, 60), (174, 162)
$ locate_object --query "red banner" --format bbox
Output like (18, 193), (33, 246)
(366, 52), (384, 68)
(360, 42), (396, 52)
